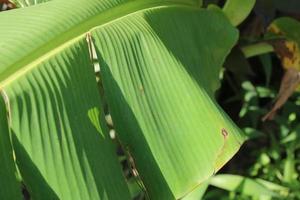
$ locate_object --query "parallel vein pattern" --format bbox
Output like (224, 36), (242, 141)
(92, 7), (245, 199)
(0, 0), (244, 199)
(0, 96), (22, 200)
(3, 38), (130, 200)
(0, 0), (200, 85)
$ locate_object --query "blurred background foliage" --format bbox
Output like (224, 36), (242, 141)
(208, 0), (300, 199)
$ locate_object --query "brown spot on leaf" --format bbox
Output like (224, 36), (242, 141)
(221, 128), (228, 138)
(139, 86), (144, 94)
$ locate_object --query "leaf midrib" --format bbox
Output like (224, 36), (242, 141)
(0, 0), (200, 88)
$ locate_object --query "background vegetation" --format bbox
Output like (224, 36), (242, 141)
(203, 0), (300, 199)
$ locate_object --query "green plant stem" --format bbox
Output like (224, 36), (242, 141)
(241, 42), (274, 58)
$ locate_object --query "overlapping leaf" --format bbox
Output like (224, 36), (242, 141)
(92, 6), (244, 199)
(2, 37), (131, 199)
(223, 0), (256, 26)
(0, 0), (244, 199)
(0, 96), (22, 199)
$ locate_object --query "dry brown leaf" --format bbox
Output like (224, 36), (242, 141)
(268, 23), (300, 71)
(0, 0), (16, 11)
(263, 21), (300, 121)
(262, 68), (300, 121)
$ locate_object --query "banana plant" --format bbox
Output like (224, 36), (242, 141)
(0, 0), (255, 199)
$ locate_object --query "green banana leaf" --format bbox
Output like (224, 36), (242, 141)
(182, 181), (209, 200)
(92, 7), (244, 199)
(0, 95), (22, 199)
(0, 0), (244, 199)
(3, 37), (131, 200)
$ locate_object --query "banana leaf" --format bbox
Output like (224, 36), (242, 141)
(0, 0), (244, 199)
